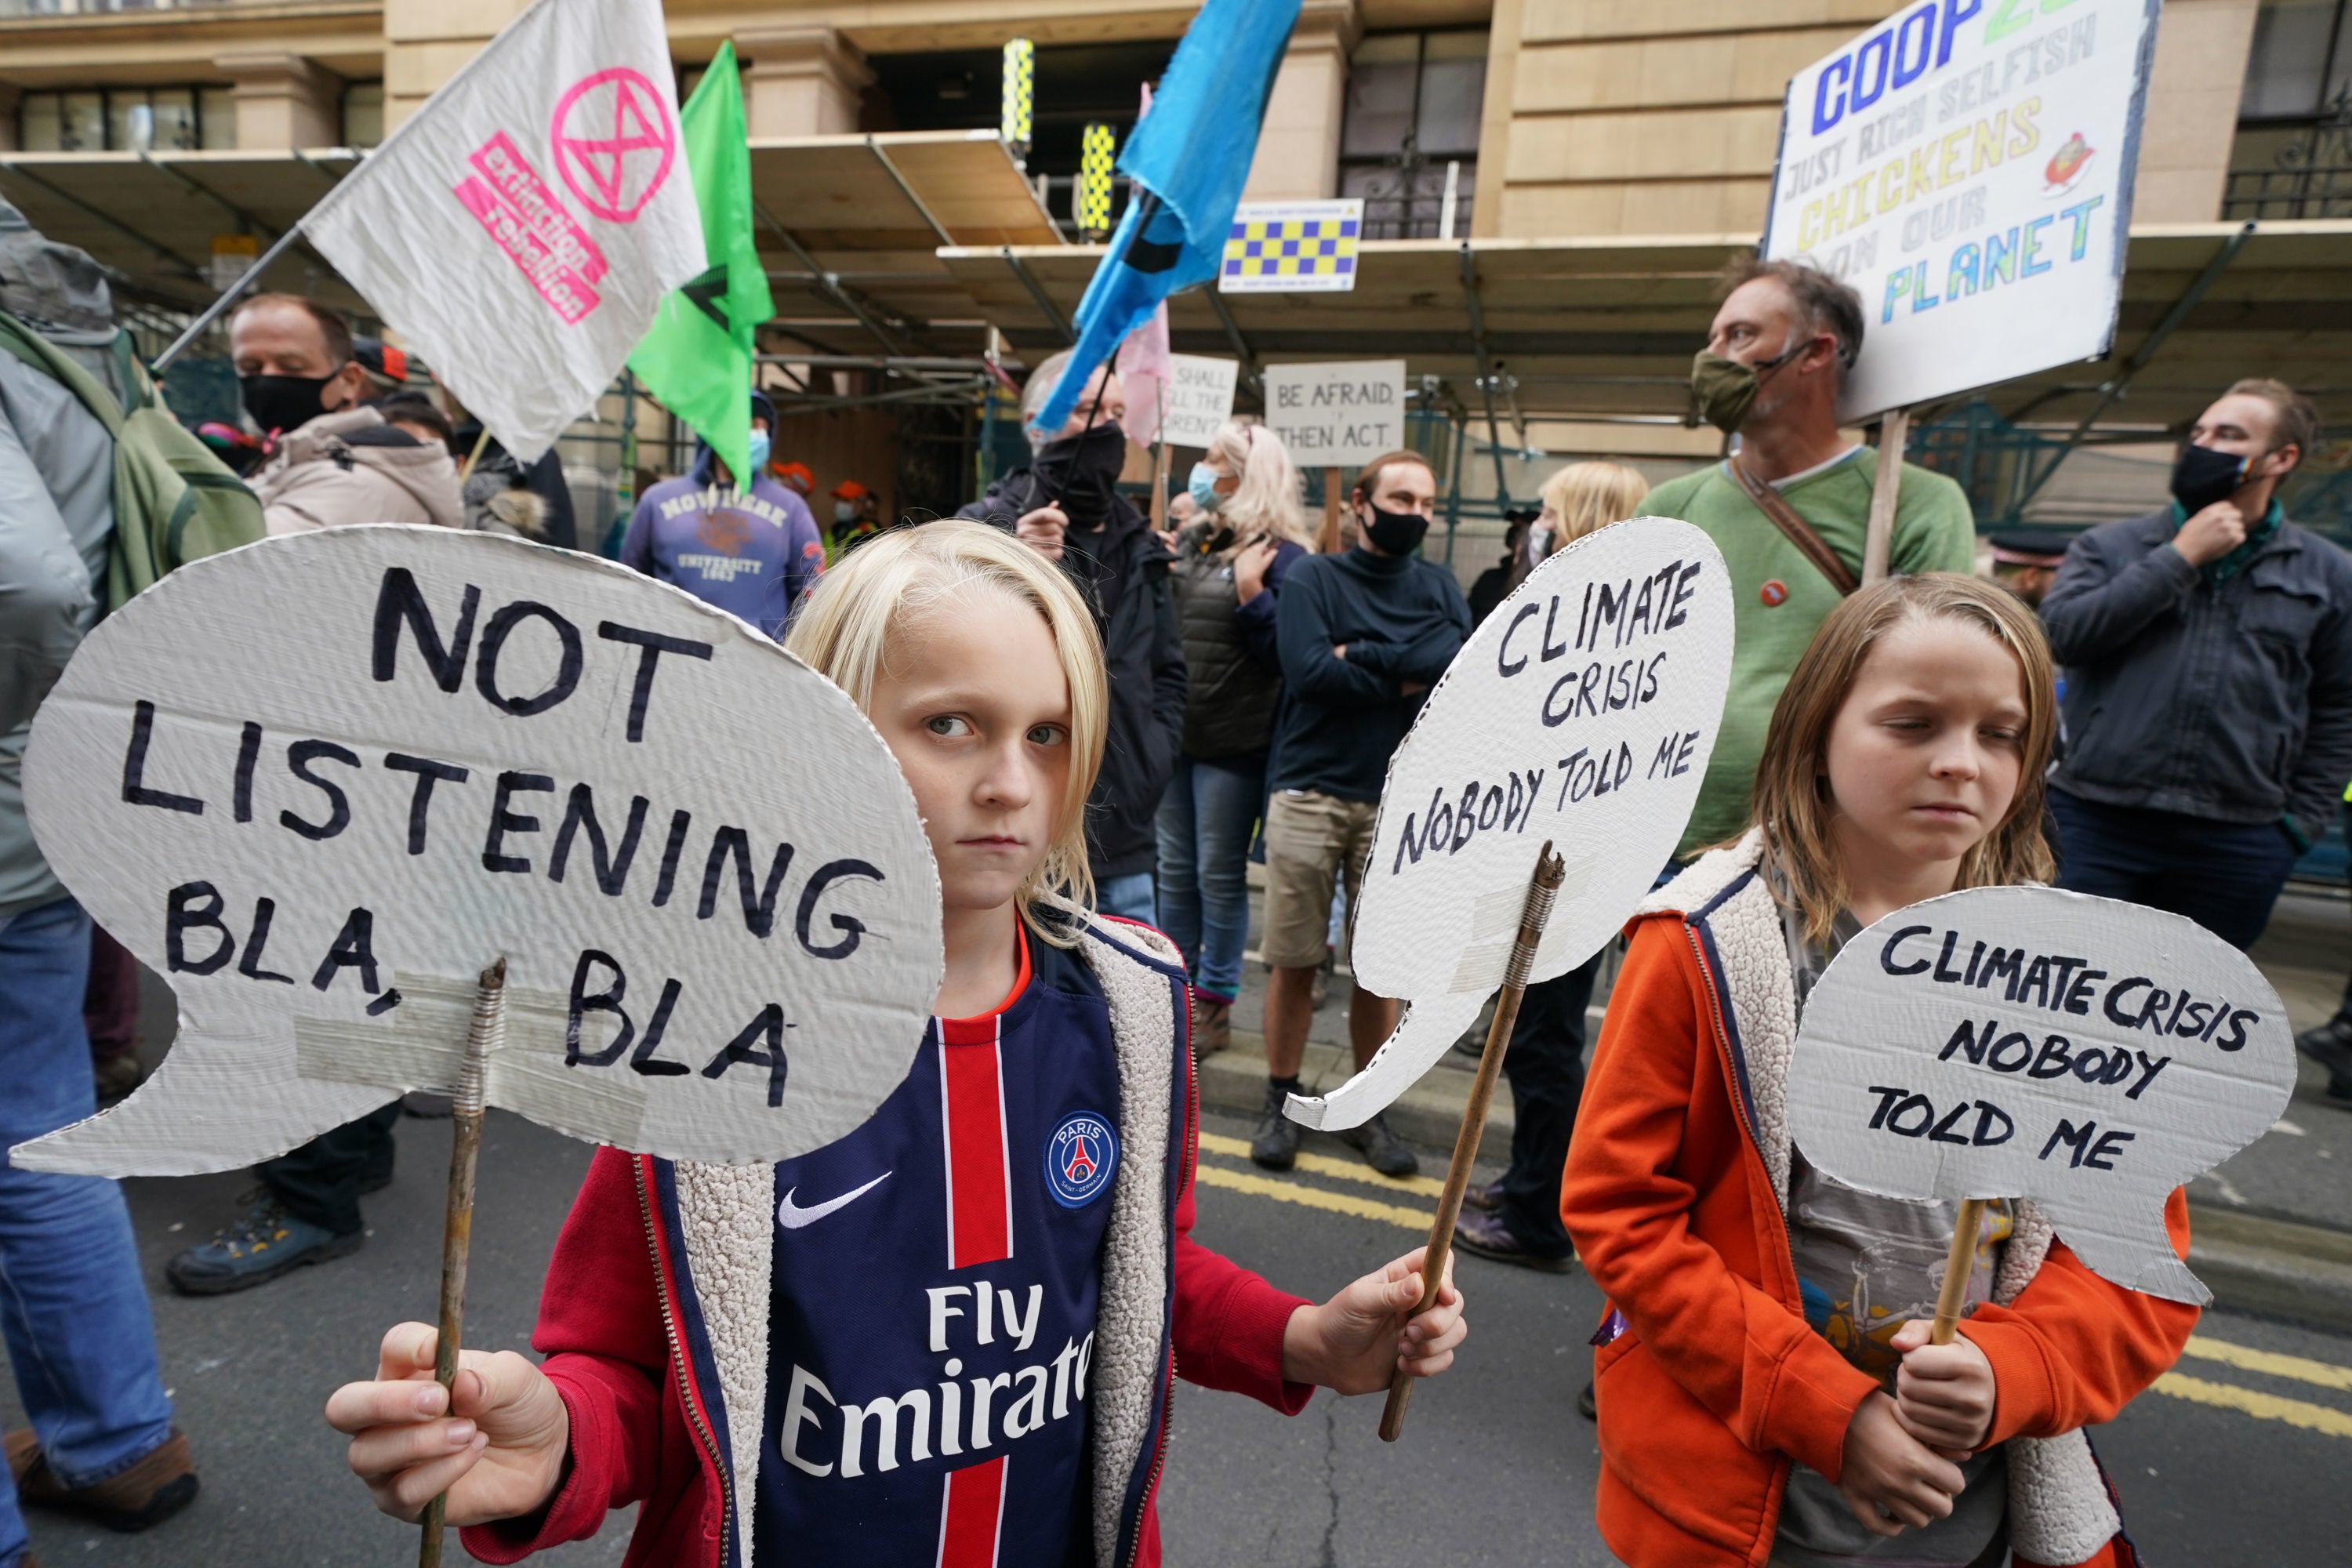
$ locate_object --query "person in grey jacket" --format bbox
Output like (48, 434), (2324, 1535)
(2042, 378), (2352, 950)
(0, 210), (198, 1545)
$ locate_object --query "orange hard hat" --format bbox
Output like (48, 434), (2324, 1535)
(773, 460), (815, 491)
(831, 479), (870, 500)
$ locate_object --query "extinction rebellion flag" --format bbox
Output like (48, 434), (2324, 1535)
(302, 0), (706, 463)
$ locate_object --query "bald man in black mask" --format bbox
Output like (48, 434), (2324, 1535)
(958, 350), (1185, 924)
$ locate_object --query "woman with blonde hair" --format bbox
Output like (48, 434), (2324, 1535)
(1158, 420), (1314, 1054)
(1452, 455), (1652, 1270)
(1524, 458), (1650, 580)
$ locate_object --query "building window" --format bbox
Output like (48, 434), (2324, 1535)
(18, 85), (236, 151)
(2241, 0), (2352, 121)
(1339, 31), (1486, 240)
(342, 81), (383, 148)
(2227, 1), (2352, 216)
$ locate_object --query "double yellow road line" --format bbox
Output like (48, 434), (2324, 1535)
(1192, 1130), (2352, 1440)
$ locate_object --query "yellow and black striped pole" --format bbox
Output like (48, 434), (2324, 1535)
(1001, 38), (1034, 161)
(1080, 122), (1116, 241)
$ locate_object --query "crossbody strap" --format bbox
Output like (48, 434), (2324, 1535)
(1726, 455), (1859, 597)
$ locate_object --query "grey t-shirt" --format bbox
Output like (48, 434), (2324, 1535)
(1770, 885), (2011, 1568)
(0, 343), (112, 918)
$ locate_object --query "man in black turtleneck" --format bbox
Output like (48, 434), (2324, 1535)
(1252, 451), (1469, 1179)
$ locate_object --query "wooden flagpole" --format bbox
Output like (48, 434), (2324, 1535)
(1861, 406), (1909, 586)
(419, 957), (505, 1568)
(1380, 843), (1568, 1442)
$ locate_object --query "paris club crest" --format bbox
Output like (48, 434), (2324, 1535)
(1045, 1112), (1118, 1208)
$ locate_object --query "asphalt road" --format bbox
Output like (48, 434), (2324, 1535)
(5, 1105), (2349, 1566)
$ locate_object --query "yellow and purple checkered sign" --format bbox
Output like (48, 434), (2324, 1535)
(1218, 199), (1363, 293)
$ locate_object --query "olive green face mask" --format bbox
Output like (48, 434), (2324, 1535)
(1689, 341), (1804, 434)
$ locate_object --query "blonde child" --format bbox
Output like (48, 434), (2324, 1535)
(324, 521), (1465, 1568)
(1566, 573), (2194, 1568)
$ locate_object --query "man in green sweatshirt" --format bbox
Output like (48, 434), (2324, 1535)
(1646, 259), (1977, 855)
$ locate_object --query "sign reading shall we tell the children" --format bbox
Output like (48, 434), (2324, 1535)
(1763, 0), (2160, 419)
(12, 527), (942, 1177)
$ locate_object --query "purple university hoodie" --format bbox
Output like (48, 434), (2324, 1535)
(619, 448), (824, 638)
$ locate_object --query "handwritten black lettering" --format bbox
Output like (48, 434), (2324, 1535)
(597, 622), (713, 743)
(122, 700), (203, 815)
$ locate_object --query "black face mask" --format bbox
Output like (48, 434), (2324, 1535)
(1359, 502), (1429, 557)
(240, 372), (334, 437)
(1033, 421), (1127, 525)
(2170, 442), (2253, 514)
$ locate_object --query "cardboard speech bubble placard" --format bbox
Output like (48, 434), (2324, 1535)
(14, 527), (942, 1174)
(1788, 887), (2296, 1305)
(1287, 517), (1733, 1130)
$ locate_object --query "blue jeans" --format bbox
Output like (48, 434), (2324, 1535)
(1154, 755), (1265, 1003)
(2049, 789), (2301, 952)
(1098, 872), (1158, 926)
(0, 898), (176, 1567)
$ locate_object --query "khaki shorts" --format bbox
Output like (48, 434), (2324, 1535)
(1260, 789), (1380, 971)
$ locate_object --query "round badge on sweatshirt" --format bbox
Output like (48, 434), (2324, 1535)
(1760, 579), (1789, 607)
(1045, 1112), (1118, 1208)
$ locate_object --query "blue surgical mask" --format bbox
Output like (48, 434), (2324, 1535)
(744, 429), (772, 476)
(1188, 462), (1225, 514)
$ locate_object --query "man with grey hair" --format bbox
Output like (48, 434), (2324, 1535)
(957, 351), (1185, 922)
(1452, 260), (1973, 1278)
(1649, 256), (1975, 855)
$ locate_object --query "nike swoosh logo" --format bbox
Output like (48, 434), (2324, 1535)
(777, 1172), (892, 1230)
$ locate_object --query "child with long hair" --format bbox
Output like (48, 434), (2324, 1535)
(323, 521), (1465, 1568)
(1565, 573), (2194, 1568)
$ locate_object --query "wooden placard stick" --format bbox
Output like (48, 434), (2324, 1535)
(1928, 1196), (1988, 1345)
(457, 426), (495, 485)
(419, 956), (506, 1568)
(1380, 842), (1569, 1443)
(1860, 405), (1909, 586)
(1320, 466), (1345, 554)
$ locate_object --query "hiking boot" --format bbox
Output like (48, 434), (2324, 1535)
(1462, 1178), (1505, 1214)
(1250, 1081), (1301, 1171)
(93, 1054), (146, 1106)
(165, 1190), (361, 1296)
(6, 1427), (198, 1533)
(1453, 1207), (1576, 1272)
(1189, 995), (1232, 1062)
(2295, 1020), (2352, 1104)
(1343, 1111), (1420, 1178)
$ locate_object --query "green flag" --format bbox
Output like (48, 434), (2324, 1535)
(627, 40), (771, 486)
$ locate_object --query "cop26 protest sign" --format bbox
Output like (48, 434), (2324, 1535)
(1287, 517), (1733, 1131)
(1788, 887), (2296, 1305)
(12, 528), (942, 1177)
(1762, 0), (2160, 419)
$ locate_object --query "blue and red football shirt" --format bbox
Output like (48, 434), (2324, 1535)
(755, 928), (1124, 1568)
